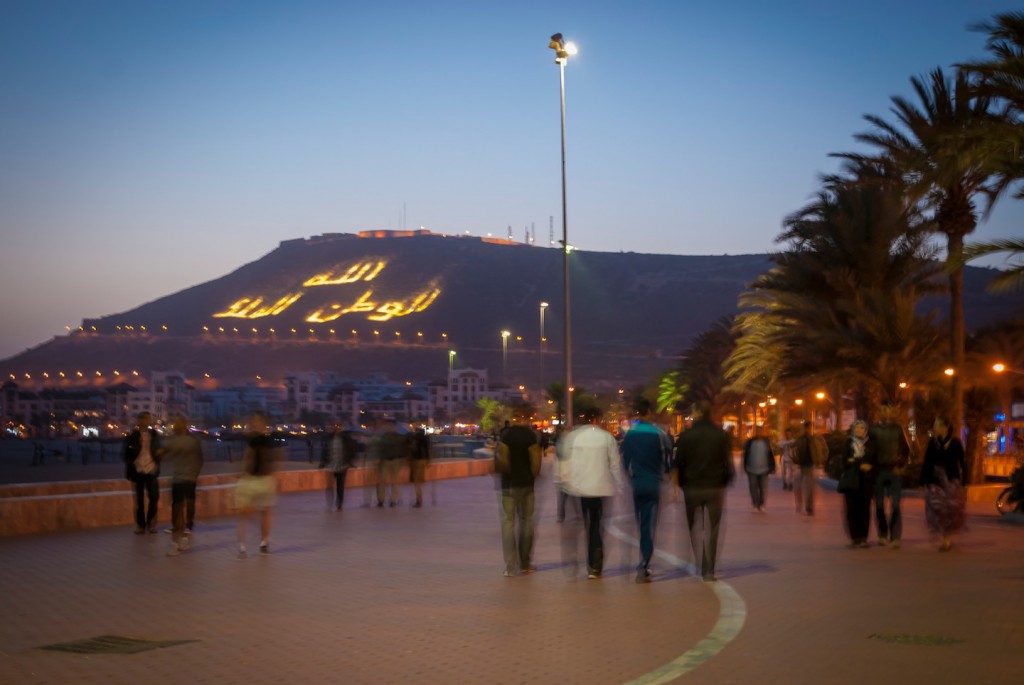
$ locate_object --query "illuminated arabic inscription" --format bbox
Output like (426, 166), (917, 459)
(303, 260), (386, 287)
(213, 293), (304, 319)
(306, 283), (442, 323)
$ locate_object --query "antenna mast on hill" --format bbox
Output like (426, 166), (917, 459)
(531, 222), (535, 245)
(507, 225), (513, 240)
(549, 216), (554, 246)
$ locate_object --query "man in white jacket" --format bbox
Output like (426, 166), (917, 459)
(557, 408), (624, 579)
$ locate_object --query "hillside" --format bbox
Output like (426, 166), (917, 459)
(2, 232), (1018, 390)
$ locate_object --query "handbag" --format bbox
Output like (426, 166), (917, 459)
(837, 468), (860, 493)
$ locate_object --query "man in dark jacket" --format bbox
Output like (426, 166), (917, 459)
(870, 404), (911, 547)
(674, 401), (734, 581)
(123, 411), (162, 534)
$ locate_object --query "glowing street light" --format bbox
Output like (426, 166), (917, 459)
(501, 330), (511, 383)
(547, 33), (577, 427)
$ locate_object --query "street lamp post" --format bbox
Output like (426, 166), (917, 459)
(539, 302), (548, 404)
(448, 350), (456, 428)
(501, 330), (511, 384)
(548, 33), (577, 428)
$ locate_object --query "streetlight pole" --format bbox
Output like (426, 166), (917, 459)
(539, 302), (548, 407)
(501, 330), (511, 384)
(548, 33), (577, 429)
(448, 350), (456, 428)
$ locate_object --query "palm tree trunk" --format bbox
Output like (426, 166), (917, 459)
(947, 233), (973, 480)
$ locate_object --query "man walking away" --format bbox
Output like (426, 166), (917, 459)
(792, 422), (818, 516)
(742, 424), (776, 512)
(163, 415), (203, 555)
(497, 416), (541, 576)
(870, 404), (911, 547)
(375, 420), (409, 507)
(410, 428), (431, 508)
(124, 412), (162, 534)
(620, 398), (673, 583)
(557, 408), (624, 579)
(675, 401), (734, 582)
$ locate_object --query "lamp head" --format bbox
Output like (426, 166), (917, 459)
(548, 32), (574, 62)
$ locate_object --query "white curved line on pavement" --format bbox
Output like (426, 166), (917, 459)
(606, 515), (747, 684)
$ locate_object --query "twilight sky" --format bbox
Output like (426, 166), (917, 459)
(1, 0), (1021, 360)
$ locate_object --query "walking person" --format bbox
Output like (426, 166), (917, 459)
(496, 416), (541, 576)
(792, 421), (819, 516)
(236, 412), (278, 559)
(322, 423), (357, 510)
(410, 428), (431, 508)
(620, 398), (673, 583)
(778, 426), (796, 491)
(163, 415), (203, 555)
(124, 411), (162, 534)
(374, 420), (409, 507)
(557, 408), (624, 579)
(838, 420), (876, 548)
(921, 416), (967, 551)
(675, 401), (734, 582)
(870, 404), (911, 547)
(742, 424), (775, 512)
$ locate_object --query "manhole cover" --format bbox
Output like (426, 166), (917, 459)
(39, 635), (198, 655)
(869, 633), (963, 646)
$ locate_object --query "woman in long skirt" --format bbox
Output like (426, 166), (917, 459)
(920, 416), (967, 551)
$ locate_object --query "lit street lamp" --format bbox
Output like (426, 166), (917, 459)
(539, 302), (548, 404)
(501, 330), (511, 383)
(548, 32), (577, 428)
(448, 350), (456, 426)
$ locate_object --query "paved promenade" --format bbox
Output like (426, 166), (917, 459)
(1, 464), (1021, 685)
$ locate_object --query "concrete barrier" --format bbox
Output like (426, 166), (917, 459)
(0, 460), (494, 537)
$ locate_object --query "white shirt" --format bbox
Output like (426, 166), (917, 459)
(556, 425), (624, 497)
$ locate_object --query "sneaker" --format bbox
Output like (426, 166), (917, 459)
(259, 542), (269, 555)
(520, 565), (535, 575)
(148, 526), (158, 534)
(503, 570), (517, 577)
(635, 568), (652, 584)
(878, 537), (888, 546)
(858, 540), (870, 549)
(184, 528), (193, 536)
(178, 537), (190, 552)
(166, 544), (180, 557)
(587, 570), (601, 580)
(701, 573), (718, 582)
(891, 539), (901, 549)
(134, 527), (145, 535)
(237, 549), (247, 560)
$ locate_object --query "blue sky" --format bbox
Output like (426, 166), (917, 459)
(1, 0), (1020, 359)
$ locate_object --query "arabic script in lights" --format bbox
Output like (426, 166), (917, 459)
(213, 293), (304, 319)
(306, 283), (441, 323)
(303, 260), (386, 287)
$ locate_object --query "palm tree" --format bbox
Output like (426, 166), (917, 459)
(727, 181), (945, 422)
(836, 67), (1001, 435)
(961, 238), (1024, 292)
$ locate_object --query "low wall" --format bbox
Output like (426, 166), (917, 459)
(0, 460), (494, 537)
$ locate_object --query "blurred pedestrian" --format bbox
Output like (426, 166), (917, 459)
(675, 401), (734, 582)
(778, 426), (796, 490)
(374, 420), (408, 507)
(620, 398), (673, 583)
(742, 424), (775, 512)
(921, 416), (967, 551)
(124, 411), (162, 534)
(497, 416), (541, 576)
(410, 428), (431, 508)
(236, 412), (278, 558)
(791, 422), (818, 516)
(838, 420), (876, 548)
(557, 407), (624, 579)
(322, 423), (357, 511)
(163, 415), (203, 555)
(870, 404), (911, 547)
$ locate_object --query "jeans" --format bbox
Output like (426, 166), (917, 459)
(632, 479), (660, 569)
(133, 474), (159, 528)
(747, 473), (768, 509)
(682, 487), (725, 578)
(333, 469), (349, 509)
(874, 469), (902, 541)
(795, 467), (815, 514)
(500, 487), (536, 572)
(171, 481), (197, 534)
(580, 497), (605, 574)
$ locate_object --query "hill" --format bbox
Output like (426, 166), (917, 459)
(1, 232), (1018, 391)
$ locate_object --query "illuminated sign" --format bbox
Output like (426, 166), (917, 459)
(212, 259), (442, 324)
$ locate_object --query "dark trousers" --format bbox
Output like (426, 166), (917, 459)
(333, 469), (349, 508)
(133, 474), (159, 528)
(843, 483), (873, 543)
(875, 469), (902, 541)
(580, 497), (605, 574)
(632, 480), (660, 569)
(171, 481), (197, 533)
(747, 473), (768, 509)
(682, 487), (725, 578)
